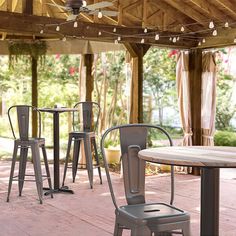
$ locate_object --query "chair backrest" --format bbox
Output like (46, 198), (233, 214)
(101, 124), (174, 210)
(73, 102), (100, 132)
(8, 105), (41, 140)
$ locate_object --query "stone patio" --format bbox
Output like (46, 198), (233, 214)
(0, 160), (236, 236)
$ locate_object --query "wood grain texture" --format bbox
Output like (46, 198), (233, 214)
(139, 146), (236, 168)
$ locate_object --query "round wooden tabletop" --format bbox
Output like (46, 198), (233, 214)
(138, 146), (236, 168)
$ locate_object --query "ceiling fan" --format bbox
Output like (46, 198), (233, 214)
(47, 0), (118, 21)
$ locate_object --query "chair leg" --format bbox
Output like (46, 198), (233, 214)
(41, 145), (53, 199)
(84, 135), (93, 189)
(182, 222), (191, 236)
(18, 146), (28, 196)
(131, 226), (151, 236)
(92, 137), (102, 184)
(114, 219), (123, 236)
(7, 143), (18, 202)
(72, 139), (80, 183)
(31, 144), (43, 204)
(62, 135), (73, 187)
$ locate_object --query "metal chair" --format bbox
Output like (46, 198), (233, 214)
(7, 105), (53, 204)
(101, 124), (191, 236)
(62, 101), (102, 189)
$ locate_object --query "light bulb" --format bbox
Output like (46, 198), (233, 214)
(118, 36), (121, 41)
(74, 21), (78, 28)
(56, 25), (60, 31)
(177, 36), (180, 41)
(98, 10), (103, 19)
(173, 37), (177, 43)
(82, 0), (87, 7)
(40, 29), (44, 34)
(169, 37), (172, 41)
(62, 36), (66, 42)
(181, 26), (185, 32)
(225, 22), (229, 28)
(144, 28), (147, 33)
(209, 21), (214, 29)
(234, 38), (236, 43)
(198, 41), (201, 46)
(213, 29), (217, 36)
(113, 27), (116, 33)
(202, 38), (206, 43)
(98, 31), (102, 36)
(114, 39), (118, 44)
(141, 38), (145, 43)
(155, 34), (159, 40)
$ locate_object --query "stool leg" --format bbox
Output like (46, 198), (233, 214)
(92, 137), (102, 184)
(31, 143), (43, 204)
(62, 135), (73, 187)
(41, 145), (53, 199)
(84, 135), (93, 189)
(18, 146), (28, 196)
(7, 143), (18, 202)
(72, 138), (80, 183)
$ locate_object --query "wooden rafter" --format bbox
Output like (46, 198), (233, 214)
(142, 0), (147, 27)
(214, 0), (236, 19)
(162, 0), (208, 25)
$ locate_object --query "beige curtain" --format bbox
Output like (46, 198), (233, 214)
(201, 52), (217, 146)
(176, 51), (193, 146)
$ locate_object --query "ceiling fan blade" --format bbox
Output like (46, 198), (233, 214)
(46, 2), (68, 11)
(67, 14), (78, 21)
(86, 1), (113, 11)
(89, 10), (118, 17)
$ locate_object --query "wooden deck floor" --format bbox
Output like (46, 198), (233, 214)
(0, 160), (236, 236)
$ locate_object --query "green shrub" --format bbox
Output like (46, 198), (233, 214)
(214, 131), (236, 146)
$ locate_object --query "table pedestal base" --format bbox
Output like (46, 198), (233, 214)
(43, 186), (74, 195)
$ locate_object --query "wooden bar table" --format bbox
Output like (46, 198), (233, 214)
(139, 146), (236, 236)
(39, 107), (78, 194)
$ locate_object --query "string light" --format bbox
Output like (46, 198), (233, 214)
(177, 36), (180, 41)
(62, 36), (67, 42)
(40, 29), (44, 34)
(144, 28), (147, 33)
(98, 10), (103, 19)
(209, 21), (214, 29)
(169, 37), (172, 41)
(202, 38), (206, 43)
(98, 31), (102, 36)
(118, 36), (121, 41)
(225, 22), (229, 28)
(173, 37), (177, 43)
(141, 38), (145, 43)
(234, 37), (236, 43)
(213, 29), (217, 36)
(73, 21), (78, 28)
(155, 34), (159, 40)
(82, 0), (87, 7)
(181, 26), (185, 32)
(198, 41), (201, 46)
(114, 39), (118, 44)
(56, 25), (60, 31)
(113, 27), (116, 33)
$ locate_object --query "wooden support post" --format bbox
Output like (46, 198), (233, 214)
(83, 54), (94, 101)
(31, 56), (38, 137)
(22, 0), (33, 14)
(124, 43), (150, 123)
(189, 49), (202, 175)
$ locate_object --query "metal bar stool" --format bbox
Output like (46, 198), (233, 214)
(62, 101), (102, 189)
(7, 105), (53, 204)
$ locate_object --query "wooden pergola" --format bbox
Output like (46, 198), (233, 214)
(0, 0), (236, 145)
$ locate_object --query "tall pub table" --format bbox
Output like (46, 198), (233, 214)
(39, 107), (78, 194)
(139, 146), (236, 236)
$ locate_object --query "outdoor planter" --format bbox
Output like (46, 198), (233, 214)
(104, 147), (121, 164)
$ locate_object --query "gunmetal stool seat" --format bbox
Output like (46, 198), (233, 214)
(101, 124), (190, 236)
(7, 105), (53, 204)
(62, 101), (102, 189)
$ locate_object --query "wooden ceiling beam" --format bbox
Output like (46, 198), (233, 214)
(213, 0), (236, 19)
(161, 0), (208, 25)
(0, 11), (195, 48)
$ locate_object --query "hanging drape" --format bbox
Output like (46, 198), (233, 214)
(176, 51), (193, 146)
(201, 52), (217, 146)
